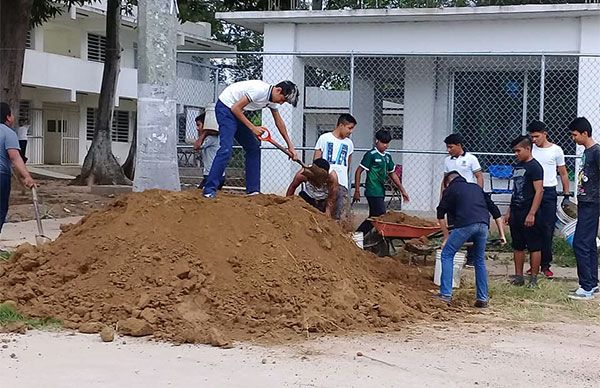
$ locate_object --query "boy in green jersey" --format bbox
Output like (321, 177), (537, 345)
(354, 130), (410, 234)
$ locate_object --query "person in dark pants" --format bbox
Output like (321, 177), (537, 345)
(528, 120), (571, 278)
(436, 171), (490, 307)
(568, 117), (600, 300)
(202, 80), (299, 198)
(0, 102), (36, 235)
(354, 129), (409, 234)
(505, 135), (544, 288)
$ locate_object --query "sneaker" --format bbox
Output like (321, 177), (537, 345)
(526, 268), (532, 275)
(203, 192), (216, 199)
(510, 275), (525, 286)
(474, 300), (488, 308)
(526, 276), (538, 289)
(593, 286), (599, 294)
(541, 268), (554, 278)
(568, 287), (595, 300)
(246, 192), (260, 196)
(433, 294), (452, 304)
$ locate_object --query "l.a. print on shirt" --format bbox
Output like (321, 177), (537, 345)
(325, 142), (350, 166)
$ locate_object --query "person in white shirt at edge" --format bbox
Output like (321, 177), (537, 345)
(314, 113), (356, 220)
(202, 80), (299, 198)
(527, 120), (571, 279)
(442, 133), (485, 267)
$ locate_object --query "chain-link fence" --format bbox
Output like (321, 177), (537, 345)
(175, 51), (600, 212)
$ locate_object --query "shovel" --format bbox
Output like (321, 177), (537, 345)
(31, 187), (51, 246)
(257, 129), (329, 186)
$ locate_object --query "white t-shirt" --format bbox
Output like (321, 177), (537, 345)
(218, 80), (279, 111)
(315, 132), (354, 190)
(444, 152), (482, 184)
(532, 144), (566, 187)
(17, 125), (29, 141)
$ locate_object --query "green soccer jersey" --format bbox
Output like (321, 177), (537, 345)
(359, 148), (395, 197)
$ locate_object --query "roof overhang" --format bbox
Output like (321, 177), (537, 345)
(217, 4), (600, 33)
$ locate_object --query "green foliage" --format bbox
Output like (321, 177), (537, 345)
(30, 0), (90, 27)
(0, 250), (11, 261)
(0, 303), (62, 329)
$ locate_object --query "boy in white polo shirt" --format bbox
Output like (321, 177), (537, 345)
(528, 120), (571, 278)
(442, 134), (484, 187)
(314, 113), (356, 220)
(203, 80), (299, 198)
(442, 133), (484, 267)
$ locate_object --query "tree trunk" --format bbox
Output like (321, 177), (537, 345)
(74, 0), (130, 185)
(122, 123), (136, 180)
(0, 0), (34, 122)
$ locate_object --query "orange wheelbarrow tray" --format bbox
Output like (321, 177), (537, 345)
(369, 219), (441, 239)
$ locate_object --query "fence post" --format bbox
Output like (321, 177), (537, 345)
(521, 71), (529, 135)
(539, 55), (546, 122)
(349, 52), (355, 115)
(213, 67), (220, 103)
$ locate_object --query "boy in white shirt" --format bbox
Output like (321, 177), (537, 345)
(528, 120), (571, 278)
(442, 134), (484, 187)
(314, 113), (356, 220)
(203, 80), (299, 198)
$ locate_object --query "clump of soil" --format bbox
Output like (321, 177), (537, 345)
(0, 191), (450, 345)
(376, 211), (437, 227)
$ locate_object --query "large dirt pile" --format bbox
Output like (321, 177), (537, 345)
(0, 191), (446, 345)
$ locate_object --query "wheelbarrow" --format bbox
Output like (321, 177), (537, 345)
(364, 218), (441, 257)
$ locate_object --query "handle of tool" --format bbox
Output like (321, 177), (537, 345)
(266, 138), (308, 168)
(31, 187), (45, 236)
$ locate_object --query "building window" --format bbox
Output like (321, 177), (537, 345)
(19, 100), (31, 125)
(133, 42), (138, 69)
(86, 108), (130, 143)
(112, 110), (129, 142)
(25, 30), (32, 49)
(87, 33), (107, 62)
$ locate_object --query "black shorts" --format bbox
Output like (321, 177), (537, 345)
(509, 208), (542, 252)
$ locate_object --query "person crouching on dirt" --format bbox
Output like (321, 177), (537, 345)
(353, 129), (410, 235)
(202, 80), (299, 198)
(436, 171), (490, 308)
(286, 158), (341, 219)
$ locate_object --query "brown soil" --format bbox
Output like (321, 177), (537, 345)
(0, 191), (457, 345)
(8, 177), (112, 222)
(376, 211), (437, 227)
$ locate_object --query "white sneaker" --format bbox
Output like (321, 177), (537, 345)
(568, 287), (595, 300)
(246, 192), (260, 196)
(592, 286), (599, 294)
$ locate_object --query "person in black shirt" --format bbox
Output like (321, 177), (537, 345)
(436, 171), (490, 307)
(568, 117), (600, 300)
(505, 135), (544, 287)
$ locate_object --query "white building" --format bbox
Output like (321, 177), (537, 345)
(218, 4), (600, 211)
(20, 1), (231, 166)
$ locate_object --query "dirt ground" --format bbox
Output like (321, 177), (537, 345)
(1, 321), (599, 388)
(7, 178), (113, 223)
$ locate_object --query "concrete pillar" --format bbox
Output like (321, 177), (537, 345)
(350, 76), (375, 191)
(261, 24), (304, 194)
(402, 57), (438, 212)
(133, 0), (180, 191)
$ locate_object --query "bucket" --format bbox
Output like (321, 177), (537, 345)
(561, 220), (600, 248)
(434, 249), (466, 288)
(352, 232), (364, 249)
(556, 201), (576, 233)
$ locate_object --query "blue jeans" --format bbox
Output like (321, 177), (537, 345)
(440, 222), (489, 301)
(204, 100), (261, 195)
(540, 187), (558, 269)
(573, 201), (599, 292)
(0, 173), (11, 234)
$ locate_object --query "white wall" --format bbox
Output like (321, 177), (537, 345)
(294, 18), (581, 54)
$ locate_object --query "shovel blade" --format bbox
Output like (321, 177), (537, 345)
(35, 235), (51, 247)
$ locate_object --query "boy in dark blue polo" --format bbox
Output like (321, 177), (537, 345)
(506, 135), (544, 287)
(436, 171), (490, 307)
(568, 117), (600, 300)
